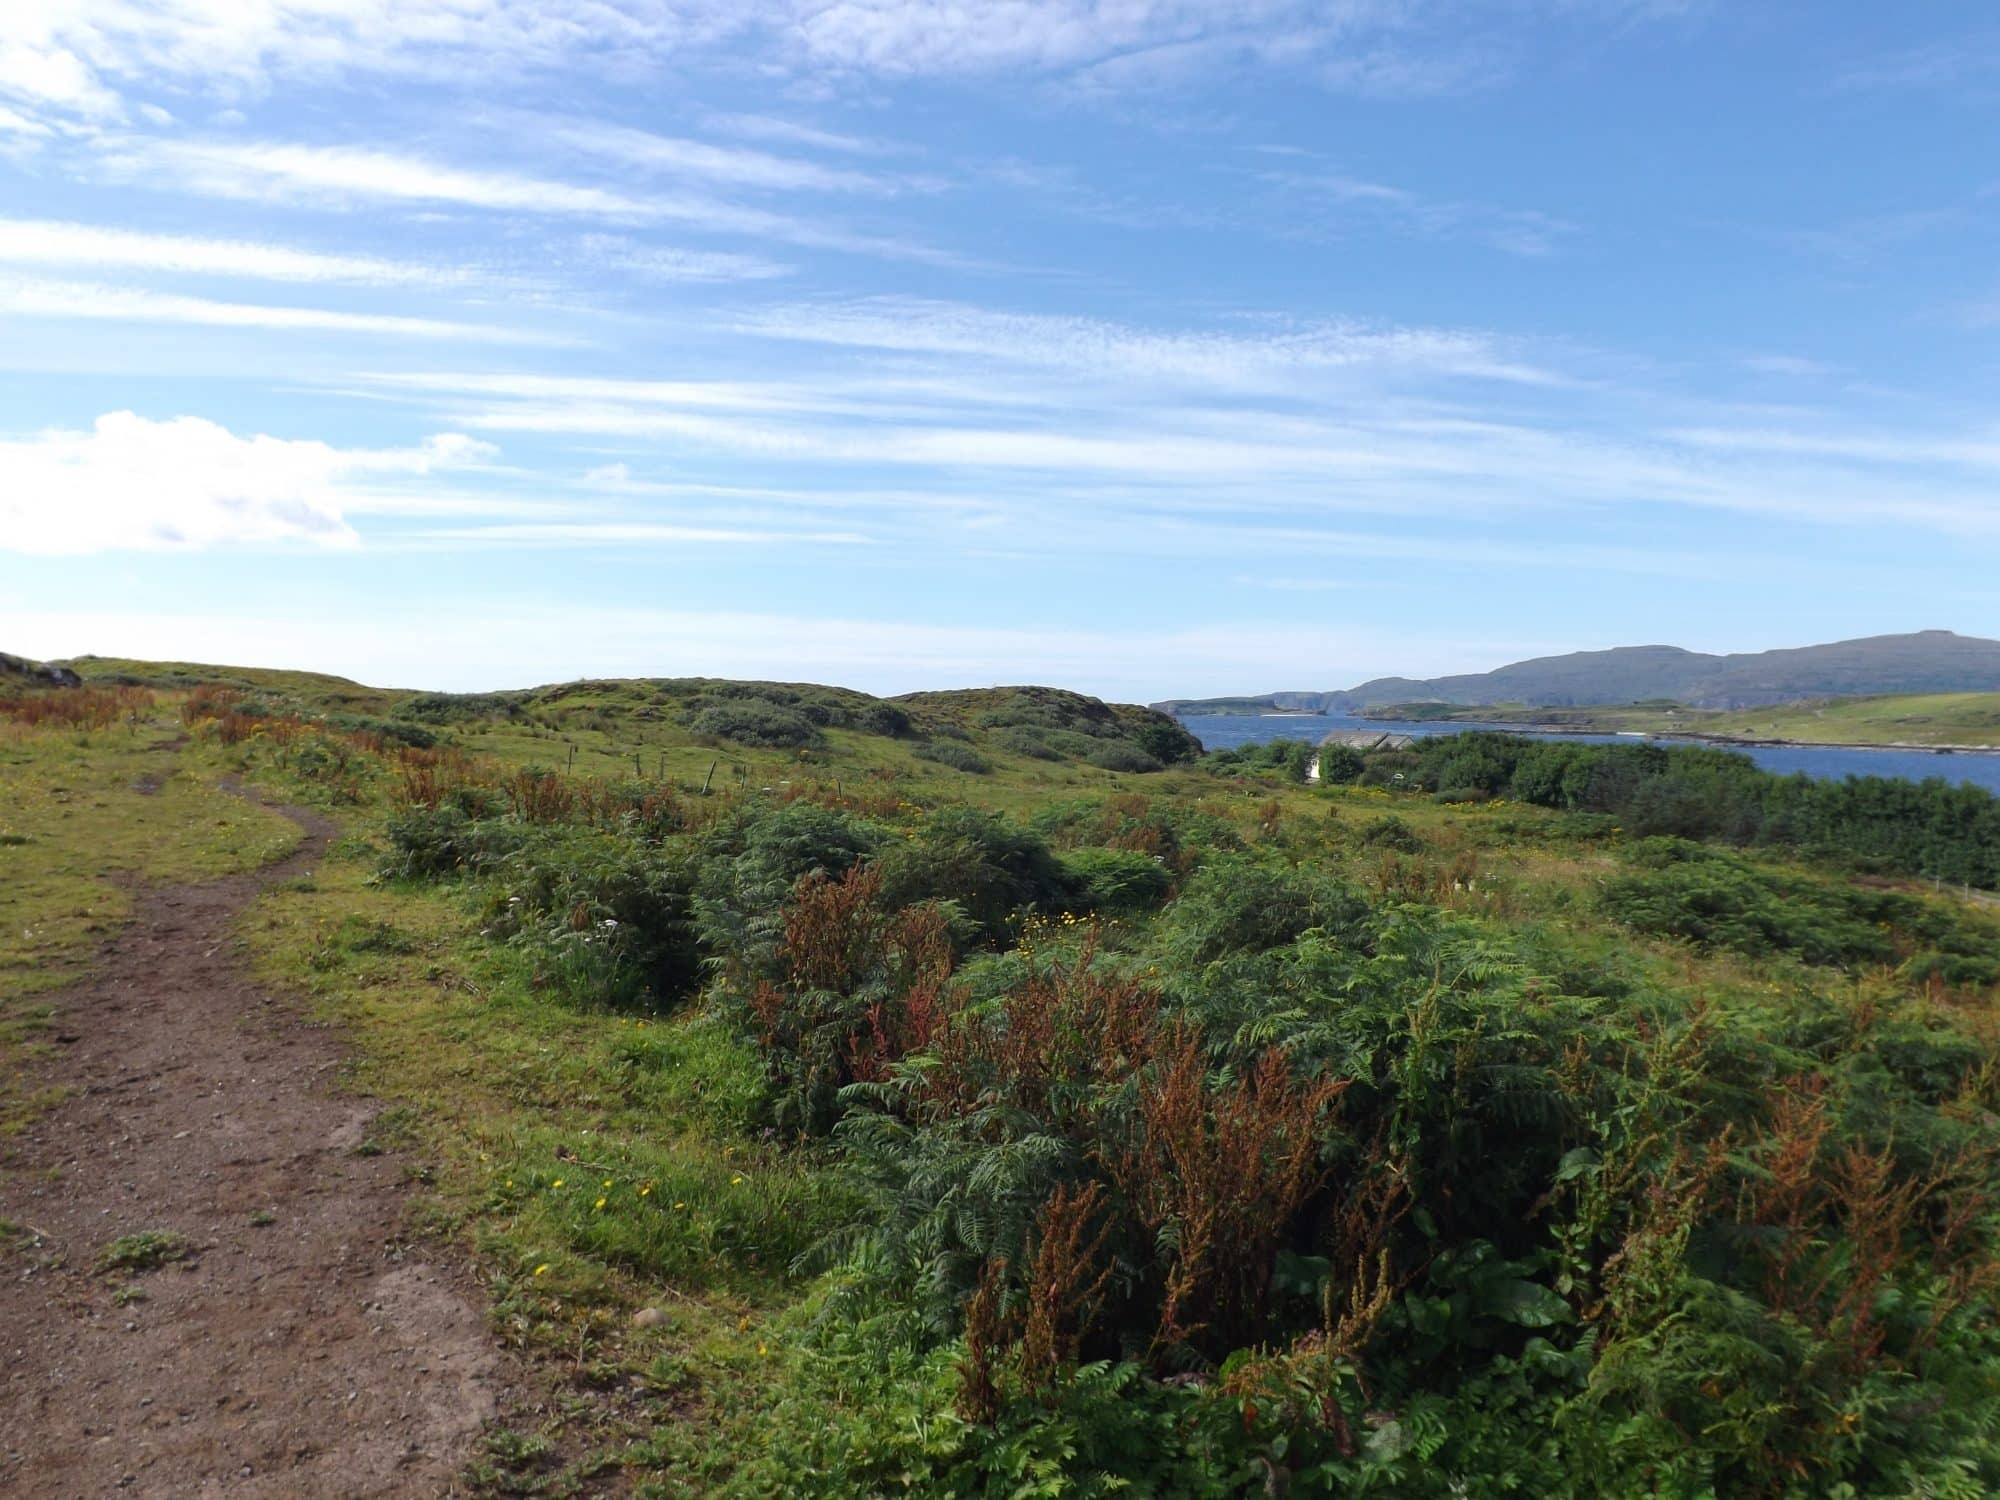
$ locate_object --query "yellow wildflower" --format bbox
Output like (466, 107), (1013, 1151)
(533, 1264), (551, 1277)
(594, 1197), (607, 1210)
(551, 1177), (565, 1189)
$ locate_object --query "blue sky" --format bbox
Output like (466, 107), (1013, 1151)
(1, 2), (1996, 698)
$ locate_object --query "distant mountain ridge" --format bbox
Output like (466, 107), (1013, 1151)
(1155, 631), (2000, 715)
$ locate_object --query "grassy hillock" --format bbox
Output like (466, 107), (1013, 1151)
(10, 661), (2000, 1495)
(1165, 629), (2000, 715)
(1695, 690), (2000, 746)
(1378, 691), (2000, 748)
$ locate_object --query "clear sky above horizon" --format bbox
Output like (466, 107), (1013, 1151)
(2, 2), (1997, 698)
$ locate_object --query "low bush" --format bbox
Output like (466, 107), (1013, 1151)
(914, 742), (992, 775)
(1062, 847), (1172, 914)
(1085, 743), (1163, 773)
(991, 726), (1062, 761)
(689, 700), (826, 749)
(481, 827), (701, 1010)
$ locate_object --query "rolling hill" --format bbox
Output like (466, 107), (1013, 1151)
(1158, 630), (2000, 714)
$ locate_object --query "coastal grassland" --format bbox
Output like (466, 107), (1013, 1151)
(1694, 690), (2000, 746)
(0, 707), (301, 1134)
(1384, 691), (2000, 748)
(21, 659), (2000, 1495)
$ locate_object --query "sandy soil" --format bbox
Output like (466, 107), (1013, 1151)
(0, 795), (516, 1498)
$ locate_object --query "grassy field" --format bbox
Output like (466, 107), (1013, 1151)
(0, 714), (299, 1136)
(1372, 691), (2000, 746)
(9, 663), (2000, 1494)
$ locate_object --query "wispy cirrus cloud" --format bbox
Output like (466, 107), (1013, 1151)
(1254, 164), (1576, 257)
(1829, 31), (2000, 93)
(726, 296), (1565, 387)
(0, 273), (559, 342)
(700, 111), (895, 156)
(544, 118), (918, 195)
(576, 233), (793, 283)
(101, 136), (967, 264)
(0, 215), (475, 285)
(0, 1), (747, 123)
(0, 0), (1699, 133)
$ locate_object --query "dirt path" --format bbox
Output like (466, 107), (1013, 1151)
(0, 796), (512, 1497)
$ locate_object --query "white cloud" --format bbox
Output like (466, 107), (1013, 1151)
(115, 137), (664, 216)
(729, 296), (1564, 387)
(0, 216), (472, 285)
(1257, 166), (1575, 257)
(111, 136), (963, 263)
(702, 111), (892, 156)
(577, 234), (793, 282)
(1739, 354), (1837, 379)
(0, 410), (493, 554)
(0, 1), (1694, 132)
(0, 273), (556, 342)
(547, 118), (907, 194)
(0, 103), (53, 136)
(412, 521), (871, 546)
(0, 2), (747, 122)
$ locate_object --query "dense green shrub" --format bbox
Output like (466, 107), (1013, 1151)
(326, 712), (436, 748)
(914, 741), (992, 775)
(1602, 838), (2000, 981)
(694, 801), (884, 978)
(872, 805), (1075, 944)
(1400, 732), (2000, 888)
(856, 702), (912, 737)
(991, 726), (1062, 760)
(1359, 813), (1423, 851)
(1061, 847), (1172, 914)
(1202, 736), (1315, 782)
(1148, 852), (1370, 964)
(396, 690), (524, 724)
(1085, 742), (1163, 773)
(380, 804), (528, 878)
(1317, 743), (1365, 783)
(688, 699), (826, 749)
(480, 827), (701, 1009)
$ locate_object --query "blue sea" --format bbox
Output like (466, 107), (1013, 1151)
(1181, 712), (2000, 795)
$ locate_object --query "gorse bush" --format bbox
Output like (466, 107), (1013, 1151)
(1083, 742), (1163, 773)
(688, 699), (826, 749)
(913, 741), (992, 774)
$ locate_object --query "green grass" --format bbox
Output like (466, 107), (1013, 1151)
(97, 1228), (188, 1273)
(1388, 691), (2000, 746)
(14, 655), (2000, 1493)
(0, 713), (302, 1136)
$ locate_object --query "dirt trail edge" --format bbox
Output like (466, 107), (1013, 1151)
(1, 793), (514, 1498)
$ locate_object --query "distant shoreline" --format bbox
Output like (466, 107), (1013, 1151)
(1175, 709), (2000, 757)
(1499, 725), (2000, 757)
